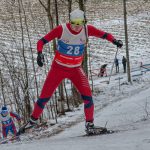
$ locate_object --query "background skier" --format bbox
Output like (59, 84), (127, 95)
(0, 106), (21, 138)
(25, 9), (123, 134)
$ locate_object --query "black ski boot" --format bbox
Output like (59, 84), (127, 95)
(85, 122), (95, 135)
(85, 122), (108, 135)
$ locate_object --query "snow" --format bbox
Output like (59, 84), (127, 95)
(1, 60), (150, 150)
(1, 82), (150, 150)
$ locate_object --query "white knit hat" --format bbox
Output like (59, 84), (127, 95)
(70, 9), (84, 21)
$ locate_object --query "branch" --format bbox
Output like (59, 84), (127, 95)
(39, 0), (47, 11)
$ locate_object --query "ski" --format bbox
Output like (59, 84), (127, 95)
(70, 128), (119, 138)
(84, 126), (118, 136)
(17, 121), (47, 136)
(16, 122), (34, 136)
(0, 136), (20, 144)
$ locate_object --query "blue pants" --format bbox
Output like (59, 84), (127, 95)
(2, 123), (17, 138)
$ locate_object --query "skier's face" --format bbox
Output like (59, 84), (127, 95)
(71, 24), (83, 32)
(1, 110), (8, 117)
(70, 19), (84, 32)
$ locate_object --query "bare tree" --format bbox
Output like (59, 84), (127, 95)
(39, 0), (57, 51)
(17, 0), (31, 119)
(123, 0), (131, 83)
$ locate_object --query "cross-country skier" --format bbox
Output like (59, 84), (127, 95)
(25, 9), (123, 134)
(0, 106), (21, 138)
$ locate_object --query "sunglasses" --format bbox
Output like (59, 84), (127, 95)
(1, 111), (8, 116)
(70, 20), (85, 26)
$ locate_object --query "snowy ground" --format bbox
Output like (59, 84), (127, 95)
(1, 68), (150, 150)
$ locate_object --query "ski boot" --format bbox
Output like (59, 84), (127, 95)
(85, 122), (107, 135)
(85, 122), (95, 135)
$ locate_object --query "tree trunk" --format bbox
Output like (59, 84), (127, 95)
(79, 0), (88, 76)
(18, 0), (31, 119)
(123, 0), (132, 83)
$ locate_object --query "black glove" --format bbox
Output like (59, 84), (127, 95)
(37, 52), (44, 67)
(113, 39), (123, 48)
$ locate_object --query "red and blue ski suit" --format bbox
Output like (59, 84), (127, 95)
(0, 112), (21, 138)
(31, 23), (116, 122)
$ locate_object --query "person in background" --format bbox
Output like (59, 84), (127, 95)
(26, 9), (123, 134)
(98, 64), (107, 77)
(115, 57), (119, 73)
(122, 56), (127, 73)
(0, 106), (21, 138)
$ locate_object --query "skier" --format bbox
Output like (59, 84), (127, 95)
(24, 9), (123, 134)
(122, 56), (127, 73)
(98, 64), (107, 77)
(115, 57), (119, 73)
(0, 106), (21, 138)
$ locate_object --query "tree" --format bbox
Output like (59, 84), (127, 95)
(18, 0), (31, 119)
(123, 0), (132, 83)
(79, 0), (88, 76)
(39, 0), (57, 51)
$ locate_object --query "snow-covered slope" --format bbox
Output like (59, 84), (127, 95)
(1, 71), (150, 150)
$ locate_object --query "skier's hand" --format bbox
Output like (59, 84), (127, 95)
(37, 52), (44, 67)
(113, 39), (123, 48)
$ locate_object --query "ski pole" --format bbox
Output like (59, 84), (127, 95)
(108, 46), (119, 84)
